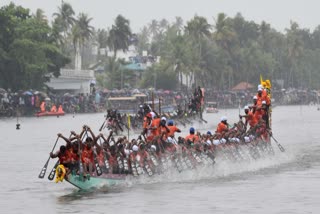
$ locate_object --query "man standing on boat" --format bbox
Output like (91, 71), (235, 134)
(240, 106), (257, 130)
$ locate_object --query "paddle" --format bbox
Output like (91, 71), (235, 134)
(38, 136), (60, 178)
(268, 131), (285, 152)
(48, 160), (60, 180)
(200, 118), (208, 123)
(99, 120), (106, 132)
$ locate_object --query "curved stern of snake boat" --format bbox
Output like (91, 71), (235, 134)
(65, 173), (126, 190)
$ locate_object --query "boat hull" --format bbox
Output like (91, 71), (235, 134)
(35, 112), (65, 117)
(65, 173), (126, 190)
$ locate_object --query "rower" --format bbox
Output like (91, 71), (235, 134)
(185, 127), (200, 144)
(216, 116), (229, 135)
(167, 120), (181, 138)
(158, 117), (170, 140)
(240, 106), (257, 130)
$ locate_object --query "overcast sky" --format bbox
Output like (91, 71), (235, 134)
(1, 0), (319, 33)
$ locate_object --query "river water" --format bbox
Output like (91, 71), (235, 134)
(0, 105), (319, 214)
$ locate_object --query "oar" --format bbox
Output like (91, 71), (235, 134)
(38, 136), (60, 178)
(99, 120), (106, 132)
(200, 118), (208, 123)
(48, 160), (60, 180)
(269, 132), (285, 152)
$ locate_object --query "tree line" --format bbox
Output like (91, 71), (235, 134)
(1, 2), (320, 91)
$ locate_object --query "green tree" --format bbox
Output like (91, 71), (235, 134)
(0, 3), (69, 90)
(72, 12), (94, 69)
(107, 15), (132, 58)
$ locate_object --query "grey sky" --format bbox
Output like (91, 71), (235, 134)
(1, 0), (319, 32)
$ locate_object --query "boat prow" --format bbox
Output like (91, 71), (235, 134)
(65, 173), (126, 190)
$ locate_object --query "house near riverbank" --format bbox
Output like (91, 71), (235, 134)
(46, 69), (96, 94)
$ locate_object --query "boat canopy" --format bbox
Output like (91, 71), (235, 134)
(108, 97), (137, 101)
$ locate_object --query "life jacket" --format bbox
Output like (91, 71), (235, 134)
(81, 146), (94, 164)
(58, 152), (70, 165)
(68, 149), (79, 162)
(96, 151), (105, 166)
(55, 164), (66, 183)
(40, 102), (46, 112)
(50, 105), (57, 112)
(57, 105), (64, 113)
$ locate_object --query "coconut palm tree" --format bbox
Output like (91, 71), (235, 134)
(286, 21), (304, 87)
(148, 19), (159, 41)
(53, 1), (75, 37)
(72, 13), (94, 69)
(185, 15), (211, 86)
(107, 15), (132, 58)
(213, 13), (235, 50)
(34, 9), (47, 23)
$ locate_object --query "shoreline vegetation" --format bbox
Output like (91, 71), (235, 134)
(1, 2), (320, 101)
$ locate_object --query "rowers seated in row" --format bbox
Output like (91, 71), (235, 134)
(49, 133), (84, 175)
(50, 105), (64, 113)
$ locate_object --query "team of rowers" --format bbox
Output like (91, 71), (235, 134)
(50, 84), (272, 178)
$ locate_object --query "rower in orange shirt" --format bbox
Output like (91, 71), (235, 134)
(216, 116), (229, 135)
(167, 120), (181, 138)
(240, 106), (258, 130)
(158, 117), (170, 140)
(151, 116), (161, 137)
(185, 127), (200, 144)
(141, 113), (153, 142)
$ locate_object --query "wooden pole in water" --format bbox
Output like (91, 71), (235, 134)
(152, 92), (155, 111)
(159, 97), (161, 115)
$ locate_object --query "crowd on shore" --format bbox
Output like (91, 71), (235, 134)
(0, 87), (319, 117)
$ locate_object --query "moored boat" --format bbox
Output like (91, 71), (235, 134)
(35, 111), (65, 117)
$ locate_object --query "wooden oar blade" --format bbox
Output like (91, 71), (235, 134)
(38, 166), (47, 178)
(48, 161), (59, 181)
(38, 158), (49, 179)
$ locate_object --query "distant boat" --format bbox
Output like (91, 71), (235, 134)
(35, 111), (65, 117)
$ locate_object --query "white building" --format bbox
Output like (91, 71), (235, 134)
(46, 69), (96, 94)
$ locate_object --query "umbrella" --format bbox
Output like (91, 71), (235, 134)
(23, 91), (33, 96)
(0, 88), (6, 93)
(131, 89), (140, 94)
(63, 93), (72, 97)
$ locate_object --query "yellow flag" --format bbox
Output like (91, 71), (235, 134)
(127, 114), (131, 129)
(260, 74), (263, 85)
